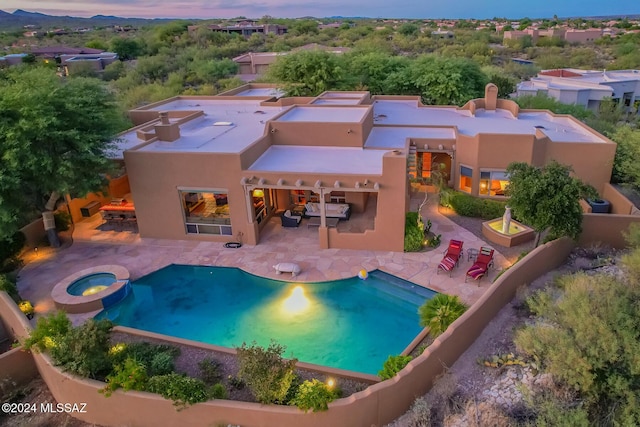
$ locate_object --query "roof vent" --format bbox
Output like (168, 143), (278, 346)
(534, 125), (546, 129)
(213, 121), (233, 126)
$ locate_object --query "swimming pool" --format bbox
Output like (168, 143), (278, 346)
(96, 265), (436, 375)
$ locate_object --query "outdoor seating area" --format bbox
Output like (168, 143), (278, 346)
(280, 209), (302, 227)
(99, 200), (137, 232)
(466, 247), (495, 283)
(437, 239), (464, 277)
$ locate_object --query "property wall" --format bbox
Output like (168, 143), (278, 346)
(20, 218), (45, 248)
(0, 347), (38, 389)
(580, 213), (640, 248)
(602, 183), (635, 215)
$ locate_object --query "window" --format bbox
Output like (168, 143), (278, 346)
(329, 191), (346, 203)
(180, 190), (232, 235)
(480, 171), (509, 197)
(459, 166), (472, 193)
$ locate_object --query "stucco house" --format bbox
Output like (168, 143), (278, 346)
(77, 83), (618, 252)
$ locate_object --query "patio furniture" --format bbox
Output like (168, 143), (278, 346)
(465, 247), (495, 284)
(467, 248), (479, 262)
(437, 239), (464, 277)
(307, 217), (339, 229)
(281, 210), (302, 227)
(304, 202), (351, 220)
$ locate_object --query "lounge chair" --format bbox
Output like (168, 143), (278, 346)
(437, 239), (464, 277)
(281, 210), (302, 227)
(465, 247), (495, 283)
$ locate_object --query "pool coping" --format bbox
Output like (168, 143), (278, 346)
(51, 265), (130, 314)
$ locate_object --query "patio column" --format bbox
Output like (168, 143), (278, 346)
(318, 189), (326, 227)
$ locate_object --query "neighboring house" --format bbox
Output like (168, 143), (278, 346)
(188, 23), (287, 38)
(431, 30), (454, 39)
(60, 52), (118, 76)
(233, 45), (350, 80)
(95, 83), (617, 252)
(30, 46), (104, 61)
(504, 28), (603, 44)
(0, 53), (28, 67)
(517, 68), (640, 112)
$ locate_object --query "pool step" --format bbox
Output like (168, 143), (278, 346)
(361, 270), (437, 309)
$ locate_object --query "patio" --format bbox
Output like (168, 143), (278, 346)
(17, 195), (510, 320)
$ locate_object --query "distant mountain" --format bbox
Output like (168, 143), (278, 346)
(0, 9), (177, 31)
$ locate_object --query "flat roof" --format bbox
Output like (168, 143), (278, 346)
(277, 106), (369, 123)
(117, 100), (285, 156)
(320, 91), (368, 99)
(235, 88), (284, 97)
(373, 100), (605, 143)
(311, 99), (362, 105)
(248, 146), (385, 174)
(365, 127), (456, 149)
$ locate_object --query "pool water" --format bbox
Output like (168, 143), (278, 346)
(96, 265), (436, 375)
(68, 273), (117, 296)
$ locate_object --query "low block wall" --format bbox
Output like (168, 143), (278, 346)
(0, 347), (38, 389)
(580, 213), (640, 248)
(20, 218), (45, 248)
(0, 238), (575, 427)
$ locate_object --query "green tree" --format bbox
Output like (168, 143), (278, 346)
(610, 125), (640, 188)
(347, 52), (409, 94)
(290, 20), (319, 36)
(0, 67), (127, 241)
(505, 161), (595, 246)
(398, 23), (420, 37)
(515, 94), (593, 121)
(267, 50), (343, 96)
(398, 55), (488, 105)
(418, 294), (467, 337)
(110, 37), (142, 60)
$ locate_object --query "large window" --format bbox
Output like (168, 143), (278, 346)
(180, 190), (231, 235)
(459, 166), (472, 193)
(479, 171), (509, 197)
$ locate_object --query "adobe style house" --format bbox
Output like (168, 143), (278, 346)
(504, 28), (603, 44)
(102, 83), (616, 252)
(517, 68), (640, 113)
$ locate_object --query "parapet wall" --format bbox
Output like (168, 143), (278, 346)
(0, 237), (575, 427)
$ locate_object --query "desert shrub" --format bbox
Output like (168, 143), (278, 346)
(405, 211), (424, 252)
(623, 222), (640, 248)
(378, 355), (413, 380)
(209, 382), (228, 399)
(514, 271), (640, 425)
(150, 351), (175, 376)
(290, 378), (339, 412)
(419, 294), (468, 337)
(235, 340), (298, 404)
(0, 231), (25, 261)
(0, 231), (25, 273)
(0, 274), (20, 302)
(49, 318), (113, 378)
(199, 357), (222, 385)
(147, 373), (211, 408)
(53, 211), (72, 231)
(109, 342), (179, 376)
(404, 397), (432, 427)
(23, 311), (72, 352)
(444, 191), (507, 219)
(101, 356), (148, 396)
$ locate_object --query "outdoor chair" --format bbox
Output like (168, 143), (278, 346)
(281, 210), (302, 227)
(465, 247), (495, 284)
(437, 239), (464, 277)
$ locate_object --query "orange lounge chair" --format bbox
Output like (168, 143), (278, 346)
(437, 239), (464, 277)
(465, 247), (495, 283)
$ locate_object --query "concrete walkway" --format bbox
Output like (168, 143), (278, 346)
(17, 195), (509, 317)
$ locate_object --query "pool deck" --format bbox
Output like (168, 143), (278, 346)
(16, 196), (510, 321)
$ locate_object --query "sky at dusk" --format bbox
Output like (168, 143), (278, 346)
(2, 0), (639, 20)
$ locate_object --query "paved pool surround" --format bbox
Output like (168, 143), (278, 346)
(51, 265), (130, 314)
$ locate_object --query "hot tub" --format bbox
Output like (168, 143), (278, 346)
(52, 265), (131, 314)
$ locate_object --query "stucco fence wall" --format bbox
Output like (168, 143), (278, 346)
(0, 237), (575, 427)
(0, 293), (38, 394)
(580, 213), (640, 248)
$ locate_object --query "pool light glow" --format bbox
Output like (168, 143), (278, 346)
(282, 285), (310, 314)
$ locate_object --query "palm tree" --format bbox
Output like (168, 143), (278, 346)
(419, 294), (468, 337)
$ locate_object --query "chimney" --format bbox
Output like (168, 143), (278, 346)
(484, 83), (498, 111)
(159, 111), (170, 125)
(155, 111), (180, 142)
